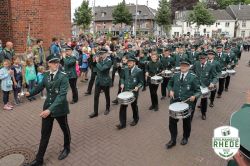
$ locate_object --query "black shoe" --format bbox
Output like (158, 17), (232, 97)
(58, 148), (70, 160)
(116, 124), (126, 130)
(70, 101), (77, 104)
(149, 106), (154, 110)
(180, 138), (188, 145)
(197, 105), (201, 108)
(104, 109), (110, 115)
(130, 120), (138, 126)
(154, 106), (159, 112)
(209, 103), (214, 107)
(142, 88), (146, 91)
(225, 88), (228, 92)
(202, 114), (206, 120)
(165, 140), (176, 149)
(217, 94), (221, 98)
(89, 112), (98, 118)
(84, 92), (91, 96)
(112, 99), (118, 105)
(161, 96), (166, 100)
(26, 160), (43, 166)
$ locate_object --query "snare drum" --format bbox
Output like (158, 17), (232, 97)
(169, 102), (191, 119)
(220, 71), (228, 78)
(150, 75), (163, 84)
(117, 92), (135, 105)
(162, 70), (173, 78)
(226, 69), (236, 76)
(174, 67), (181, 74)
(200, 86), (210, 98)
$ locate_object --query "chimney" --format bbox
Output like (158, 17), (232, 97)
(238, 3), (241, 10)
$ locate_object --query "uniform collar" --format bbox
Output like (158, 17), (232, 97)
(180, 71), (188, 79)
(50, 69), (58, 77)
(130, 66), (136, 73)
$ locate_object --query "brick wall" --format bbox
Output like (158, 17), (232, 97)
(0, 0), (12, 45)
(0, 0), (71, 53)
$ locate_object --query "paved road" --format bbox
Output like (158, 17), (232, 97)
(0, 52), (249, 166)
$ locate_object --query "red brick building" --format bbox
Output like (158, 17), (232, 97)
(0, 0), (71, 53)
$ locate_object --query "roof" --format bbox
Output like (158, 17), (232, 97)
(226, 5), (250, 20)
(209, 9), (234, 20)
(94, 4), (155, 21)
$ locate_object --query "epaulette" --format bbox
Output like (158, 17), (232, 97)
(190, 73), (197, 77)
(60, 71), (67, 75)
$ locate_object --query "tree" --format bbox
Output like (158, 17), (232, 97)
(188, 2), (215, 29)
(74, 0), (92, 30)
(155, 0), (172, 34)
(112, 0), (133, 28)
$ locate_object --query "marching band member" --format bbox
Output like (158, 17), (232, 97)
(207, 50), (221, 108)
(146, 51), (163, 111)
(166, 60), (201, 149)
(160, 48), (175, 100)
(224, 45), (238, 92)
(193, 52), (218, 120)
(116, 56), (143, 130)
(89, 48), (112, 118)
(138, 50), (148, 91)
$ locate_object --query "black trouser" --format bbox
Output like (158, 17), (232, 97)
(13, 80), (22, 102)
(161, 77), (170, 97)
(190, 99), (198, 122)
(69, 78), (78, 102)
(119, 98), (139, 126)
(149, 83), (159, 107)
(225, 75), (230, 90)
(210, 89), (217, 103)
(112, 67), (120, 85)
(141, 68), (147, 88)
(94, 85), (110, 114)
(87, 71), (97, 93)
(200, 97), (208, 115)
(36, 115), (71, 162)
(217, 78), (225, 95)
(169, 116), (191, 142)
(2, 91), (10, 105)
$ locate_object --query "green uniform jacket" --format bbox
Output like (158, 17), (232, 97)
(227, 160), (238, 166)
(168, 72), (201, 106)
(63, 56), (77, 79)
(120, 66), (143, 97)
(89, 53), (98, 73)
(174, 53), (189, 67)
(215, 52), (230, 71)
(29, 71), (70, 117)
(208, 59), (221, 78)
(32, 45), (46, 64)
(187, 51), (199, 65)
(226, 52), (238, 69)
(146, 60), (164, 76)
(95, 58), (112, 86)
(138, 56), (148, 69)
(160, 56), (175, 70)
(193, 61), (218, 87)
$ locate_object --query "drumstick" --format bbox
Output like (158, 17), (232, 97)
(182, 98), (190, 103)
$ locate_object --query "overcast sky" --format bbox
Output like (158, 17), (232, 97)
(71, 0), (159, 19)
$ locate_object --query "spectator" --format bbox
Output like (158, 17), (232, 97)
(0, 59), (14, 110)
(50, 37), (61, 56)
(79, 47), (89, 82)
(0, 40), (3, 53)
(25, 58), (37, 101)
(32, 39), (46, 67)
(36, 66), (46, 99)
(11, 56), (23, 105)
(0, 41), (15, 63)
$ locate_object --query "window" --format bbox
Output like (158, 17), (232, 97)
(225, 22), (230, 27)
(174, 32), (179, 37)
(216, 22), (220, 27)
(137, 11), (142, 15)
(203, 28), (206, 33)
(241, 31), (245, 38)
(186, 22), (190, 27)
(242, 20), (246, 27)
(101, 12), (106, 17)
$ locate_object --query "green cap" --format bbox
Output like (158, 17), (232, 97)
(46, 54), (60, 63)
(207, 49), (216, 55)
(230, 104), (250, 159)
(180, 60), (191, 65)
(127, 55), (137, 62)
(198, 52), (208, 58)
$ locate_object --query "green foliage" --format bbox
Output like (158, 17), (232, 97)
(74, 1), (92, 30)
(112, 0), (133, 26)
(216, 0), (250, 9)
(188, 2), (215, 28)
(155, 0), (171, 32)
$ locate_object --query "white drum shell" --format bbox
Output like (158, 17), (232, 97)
(150, 76), (163, 84)
(169, 102), (191, 119)
(118, 92), (135, 105)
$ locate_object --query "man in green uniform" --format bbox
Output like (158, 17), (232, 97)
(187, 45), (199, 65)
(173, 46), (189, 67)
(89, 48), (113, 118)
(63, 46), (78, 104)
(224, 45), (238, 92)
(207, 50), (221, 107)
(216, 44), (229, 98)
(25, 55), (71, 166)
(160, 48), (175, 100)
(228, 103), (250, 166)
(193, 52), (218, 120)
(166, 60), (201, 149)
(138, 49), (149, 91)
(116, 56), (144, 130)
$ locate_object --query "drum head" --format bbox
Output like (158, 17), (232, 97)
(118, 92), (134, 99)
(169, 102), (189, 112)
(200, 87), (209, 94)
(151, 75), (163, 80)
(175, 67), (180, 70)
(164, 70), (172, 74)
(221, 71), (227, 75)
(226, 70), (235, 74)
